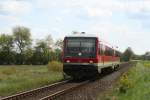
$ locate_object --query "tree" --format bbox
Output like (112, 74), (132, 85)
(13, 26), (32, 64)
(32, 39), (51, 64)
(45, 34), (53, 50)
(144, 52), (150, 60)
(121, 47), (134, 62)
(24, 47), (33, 64)
(55, 39), (63, 50)
(0, 34), (15, 64)
(54, 39), (63, 61)
(32, 34), (59, 64)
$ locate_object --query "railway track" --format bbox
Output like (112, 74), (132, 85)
(1, 80), (69, 100)
(1, 79), (89, 100)
(57, 62), (136, 100)
(1, 62), (135, 100)
(39, 81), (89, 100)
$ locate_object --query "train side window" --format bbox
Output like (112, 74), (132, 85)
(115, 51), (117, 57)
(113, 49), (115, 56)
(98, 44), (100, 54)
(114, 50), (116, 57)
(116, 51), (121, 57)
(105, 47), (113, 56)
(99, 44), (104, 55)
(104, 47), (109, 56)
(111, 49), (114, 56)
(115, 51), (118, 57)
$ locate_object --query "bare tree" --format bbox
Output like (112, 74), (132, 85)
(13, 26), (31, 64)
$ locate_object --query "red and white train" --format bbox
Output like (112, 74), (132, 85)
(63, 32), (121, 79)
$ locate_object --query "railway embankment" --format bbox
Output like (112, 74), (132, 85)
(98, 61), (150, 100)
(55, 62), (136, 100)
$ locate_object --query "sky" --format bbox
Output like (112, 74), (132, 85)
(0, 0), (150, 54)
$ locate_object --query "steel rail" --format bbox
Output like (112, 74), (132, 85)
(40, 81), (89, 100)
(1, 80), (69, 100)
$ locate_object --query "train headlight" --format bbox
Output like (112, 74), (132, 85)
(89, 60), (93, 63)
(66, 60), (70, 63)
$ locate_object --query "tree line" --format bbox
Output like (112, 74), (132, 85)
(0, 26), (63, 65)
(0, 26), (143, 65)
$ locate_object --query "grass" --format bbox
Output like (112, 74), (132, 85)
(47, 61), (63, 72)
(0, 64), (63, 97)
(142, 60), (150, 68)
(98, 61), (150, 100)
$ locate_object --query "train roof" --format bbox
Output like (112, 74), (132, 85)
(65, 32), (98, 38)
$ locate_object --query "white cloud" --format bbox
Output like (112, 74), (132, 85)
(0, 0), (150, 54)
(0, 15), (18, 22)
(87, 20), (149, 54)
(0, 0), (32, 15)
(84, 0), (150, 17)
(86, 7), (113, 17)
(55, 17), (63, 23)
(36, 0), (150, 17)
(0, 0), (32, 34)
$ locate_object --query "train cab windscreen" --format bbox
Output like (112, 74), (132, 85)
(64, 37), (96, 58)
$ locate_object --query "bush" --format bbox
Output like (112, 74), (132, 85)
(47, 61), (63, 72)
(119, 73), (133, 93)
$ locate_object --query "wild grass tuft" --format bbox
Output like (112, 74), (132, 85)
(0, 65), (63, 97)
(1, 67), (17, 75)
(143, 61), (150, 68)
(119, 73), (133, 93)
(47, 61), (63, 72)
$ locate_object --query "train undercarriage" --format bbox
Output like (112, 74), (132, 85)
(63, 64), (99, 80)
(63, 64), (120, 80)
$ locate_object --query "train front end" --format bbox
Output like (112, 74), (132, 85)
(63, 34), (99, 79)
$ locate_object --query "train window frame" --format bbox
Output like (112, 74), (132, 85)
(99, 43), (105, 55)
(64, 37), (97, 58)
(98, 43), (100, 55)
(115, 51), (121, 57)
(104, 46), (114, 56)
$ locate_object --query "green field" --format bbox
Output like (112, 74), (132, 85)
(98, 61), (150, 100)
(0, 65), (63, 97)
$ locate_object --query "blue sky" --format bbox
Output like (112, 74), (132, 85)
(0, 0), (150, 54)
